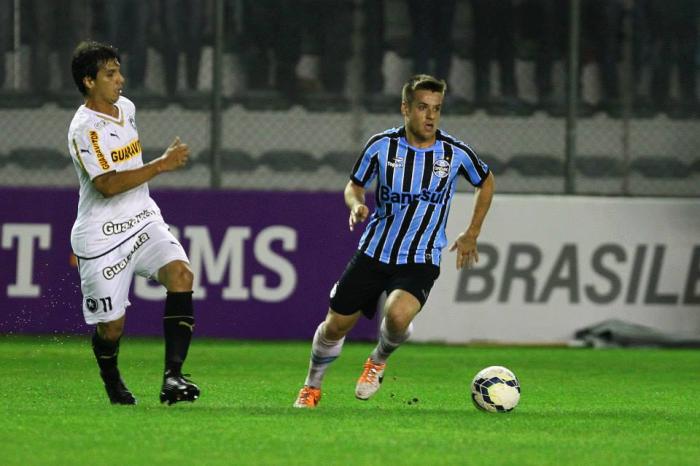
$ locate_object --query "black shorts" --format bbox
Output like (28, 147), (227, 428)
(329, 251), (440, 319)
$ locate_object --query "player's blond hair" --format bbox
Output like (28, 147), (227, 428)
(401, 74), (447, 106)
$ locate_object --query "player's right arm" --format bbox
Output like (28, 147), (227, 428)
(345, 181), (369, 231)
(93, 137), (189, 198)
(347, 134), (383, 232)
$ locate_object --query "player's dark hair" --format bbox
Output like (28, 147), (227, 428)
(402, 74), (447, 106)
(71, 40), (121, 96)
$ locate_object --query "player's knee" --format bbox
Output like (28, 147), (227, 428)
(97, 321), (124, 342)
(164, 261), (193, 291)
(384, 304), (417, 334)
(385, 314), (413, 335)
(177, 264), (194, 289)
(323, 321), (348, 340)
(324, 314), (354, 339)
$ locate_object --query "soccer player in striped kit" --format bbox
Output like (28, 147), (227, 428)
(294, 75), (495, 408)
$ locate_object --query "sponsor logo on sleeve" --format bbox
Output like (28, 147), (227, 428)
(89, 130), (111, 171)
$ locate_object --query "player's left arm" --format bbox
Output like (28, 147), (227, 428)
(93, 137), (189, 197)
(449, 171), (495, 269)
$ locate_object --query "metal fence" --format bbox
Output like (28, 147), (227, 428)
(0, 0), (698, 196)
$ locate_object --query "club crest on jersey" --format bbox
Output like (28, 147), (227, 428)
(85, 297), (98, 313)
(433, 159), (450, 178)
(128, 115), (137, 130)
(388, 156), (404, 168)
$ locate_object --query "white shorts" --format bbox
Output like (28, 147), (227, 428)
(77, 222), (189, 325)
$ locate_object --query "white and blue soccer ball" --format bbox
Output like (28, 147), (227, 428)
(471, 366), (521, 413)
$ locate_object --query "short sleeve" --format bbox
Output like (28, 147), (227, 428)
(350, 139), (381, 187)
(72, 128), (113, 180)
(457, 146), (490, 187)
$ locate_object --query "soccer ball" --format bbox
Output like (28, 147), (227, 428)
(471, 366), (521, 413)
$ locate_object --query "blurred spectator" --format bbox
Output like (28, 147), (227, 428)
(0, 0), (11, 90)
(634, 0), (698, 118)
(470, 0), (530, 115)
(24, 0), (91, 95)
(406, 0), (456, 81)
(525, 0), (563, 112)
(240, 0), (302, 99)
(632, 0), (657, 116)
(363, 0), (386, 94)
(301, 0), (354, 96)
(526, 0), (621, 117)
(95, 0), (150, 94)
(582, 0), (622, 116)
(362, 0), (394, 112)
(156, 0), (211, 98)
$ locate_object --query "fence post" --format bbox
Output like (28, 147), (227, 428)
(209, 0), (224, 189)
(565, 0), (581, 194)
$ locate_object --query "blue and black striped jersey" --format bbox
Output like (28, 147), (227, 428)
(351, 126), (489, 266)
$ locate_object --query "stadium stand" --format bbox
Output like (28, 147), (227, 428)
(259, 150), (318, 172)
(690, 159), (700, 174)
(508, 153), (564, 176)
(479, 154), (507, 174)
(8, 147), (71, 170)
(631, 156), (690, 179)
(220, 149), (258, 172)
(575, 155), (623, 177)
(300, 93), (351, 113)
(177, 91), (212, 111)
(321, 151), (356, 174)
(0, 91), (44, 109)
(190, 149), (258, 172)
(236, 90), (294, 112)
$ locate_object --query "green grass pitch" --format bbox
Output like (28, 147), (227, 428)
(1, 335), (699, 465)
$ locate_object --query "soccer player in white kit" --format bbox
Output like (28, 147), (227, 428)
(68, 41), (199, 405)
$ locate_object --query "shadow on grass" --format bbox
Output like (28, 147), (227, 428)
(164, 403), (699, 426)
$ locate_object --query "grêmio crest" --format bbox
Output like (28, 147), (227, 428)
(433, 159), (450, 178)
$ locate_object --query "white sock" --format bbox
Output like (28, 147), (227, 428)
(369, 319), (413, 364)
(304, 322), (345, 388)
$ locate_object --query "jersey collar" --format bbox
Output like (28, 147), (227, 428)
(83, 102), (125, 126)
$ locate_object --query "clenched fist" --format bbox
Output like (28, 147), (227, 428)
(159, 137), (190, 172)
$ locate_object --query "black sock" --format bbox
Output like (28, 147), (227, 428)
(163, 291), (195, 375)
(92, 330), (120, 381)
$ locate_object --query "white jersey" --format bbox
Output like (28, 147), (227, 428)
(67, 96), (164, 259)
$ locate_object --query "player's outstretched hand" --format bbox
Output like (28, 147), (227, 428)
(159, 137), (190, 172)
(449, 230), (479, 269)
(349, 204), (369, 231)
